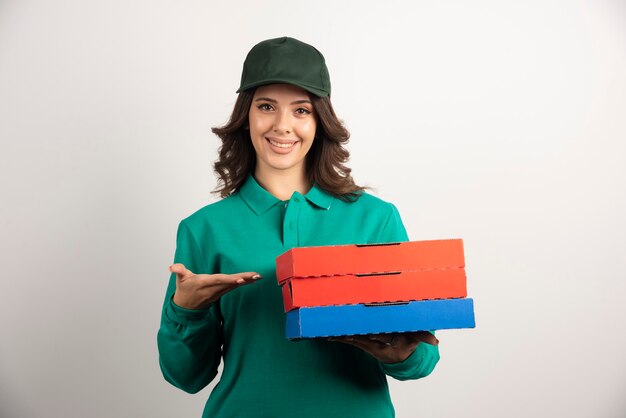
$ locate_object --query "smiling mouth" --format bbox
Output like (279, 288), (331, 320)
(267, 138), (297, 148)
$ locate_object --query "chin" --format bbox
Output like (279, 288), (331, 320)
(265, 157), (303, 172)
(271, 163), (299, 171)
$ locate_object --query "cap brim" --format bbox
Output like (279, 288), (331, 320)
(236, 79), (329, 97)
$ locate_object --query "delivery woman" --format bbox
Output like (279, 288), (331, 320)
(157, 36), (440, 418)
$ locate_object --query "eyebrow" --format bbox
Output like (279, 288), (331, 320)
(254, 97), (312, 105)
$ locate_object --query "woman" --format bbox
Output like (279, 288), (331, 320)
(157, 37), (440, 418)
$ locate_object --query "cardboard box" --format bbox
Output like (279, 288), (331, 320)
(276, 239), (464, 284)
(285, 298), (475, 339)
(281, 268), (467, 312)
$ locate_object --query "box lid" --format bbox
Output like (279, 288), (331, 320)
(276, 239), (464, 284)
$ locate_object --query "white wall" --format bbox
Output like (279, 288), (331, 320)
(1, 1), (625, 417)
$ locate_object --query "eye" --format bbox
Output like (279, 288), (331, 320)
(295, 107), (312, 115)
(257, 103), (274, 111)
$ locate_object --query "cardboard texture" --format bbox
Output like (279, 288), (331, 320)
(276, 239), (464, 284)
(281, 268), (467, 311)
(285, 298), (475, 339)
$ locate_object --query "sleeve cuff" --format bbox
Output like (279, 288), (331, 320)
(165, 296), (214, 326)
(380, 342), (440, 381)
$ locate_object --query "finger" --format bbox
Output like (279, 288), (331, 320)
(169, 263), (194, 279)
(332, 334), (393, 350)
(367, 333), (395, 346)
(341, 337), (385, 357)
(329, 336), (365, 347)
(212, 273), (262, 285)
(408, 331), (439, 346)
(396, 335), (419, 351)
(193, 272), (262, 287)
(234, 272), (263, 284)
(330, 336), (378, 351)
(368, 333), (421, 351)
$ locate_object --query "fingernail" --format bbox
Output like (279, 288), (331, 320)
(252, 274), (262, 280)
(236, 278), (245, 284)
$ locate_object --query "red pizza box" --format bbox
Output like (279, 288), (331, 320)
(276, 239), (465, 284)
(281, 268), (467, 312)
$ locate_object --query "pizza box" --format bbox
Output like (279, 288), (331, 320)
(276, 239), (464, 284)
(285, 298), (475, 339)
(281, 268), (467, 312)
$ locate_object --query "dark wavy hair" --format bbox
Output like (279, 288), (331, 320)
(211, 88), (366, 202)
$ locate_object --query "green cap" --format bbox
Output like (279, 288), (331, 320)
(237, 37), (331, 97)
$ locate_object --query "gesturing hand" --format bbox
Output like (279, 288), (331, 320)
(329, 331), (439, 364)
(169, 263), (262, 310)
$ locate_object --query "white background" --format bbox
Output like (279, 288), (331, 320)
(1, 1), (625, 417)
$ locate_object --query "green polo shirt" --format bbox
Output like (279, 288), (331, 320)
(157, 174), (440, 418)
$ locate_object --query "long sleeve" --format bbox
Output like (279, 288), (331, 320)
(379, 341), (440, 381)
(157, 220), (223, 394)
(374, 202), (441, 381)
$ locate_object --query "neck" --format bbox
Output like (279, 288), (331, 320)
(254, 165), (311, 201)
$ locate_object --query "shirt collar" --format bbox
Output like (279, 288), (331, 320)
(239, 174), (281, 215)
(238, 174), (334, 215)
(304, 183), (334, 210)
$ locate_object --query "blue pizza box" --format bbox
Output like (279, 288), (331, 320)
(285, 298), (475, 339)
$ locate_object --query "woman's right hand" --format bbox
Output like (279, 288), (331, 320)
(169, 263), (262, 310)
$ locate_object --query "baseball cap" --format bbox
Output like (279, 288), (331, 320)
(237, 37), (331, 97)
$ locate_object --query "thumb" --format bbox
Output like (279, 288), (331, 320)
(169, 263), (194, 279)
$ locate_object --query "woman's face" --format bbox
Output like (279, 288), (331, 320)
(248, 83), (317, 177)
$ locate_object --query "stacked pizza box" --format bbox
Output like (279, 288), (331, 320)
(275, 239), (475, 339)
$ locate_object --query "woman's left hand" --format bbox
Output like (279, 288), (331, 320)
(329, 331), (439, 364)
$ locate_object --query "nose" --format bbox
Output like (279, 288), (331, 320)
(273, 109), (292, 134)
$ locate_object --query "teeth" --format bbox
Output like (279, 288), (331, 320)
(268, 139), (295, 148)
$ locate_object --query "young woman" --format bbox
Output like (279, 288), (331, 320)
(157, 37), (440, 418)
